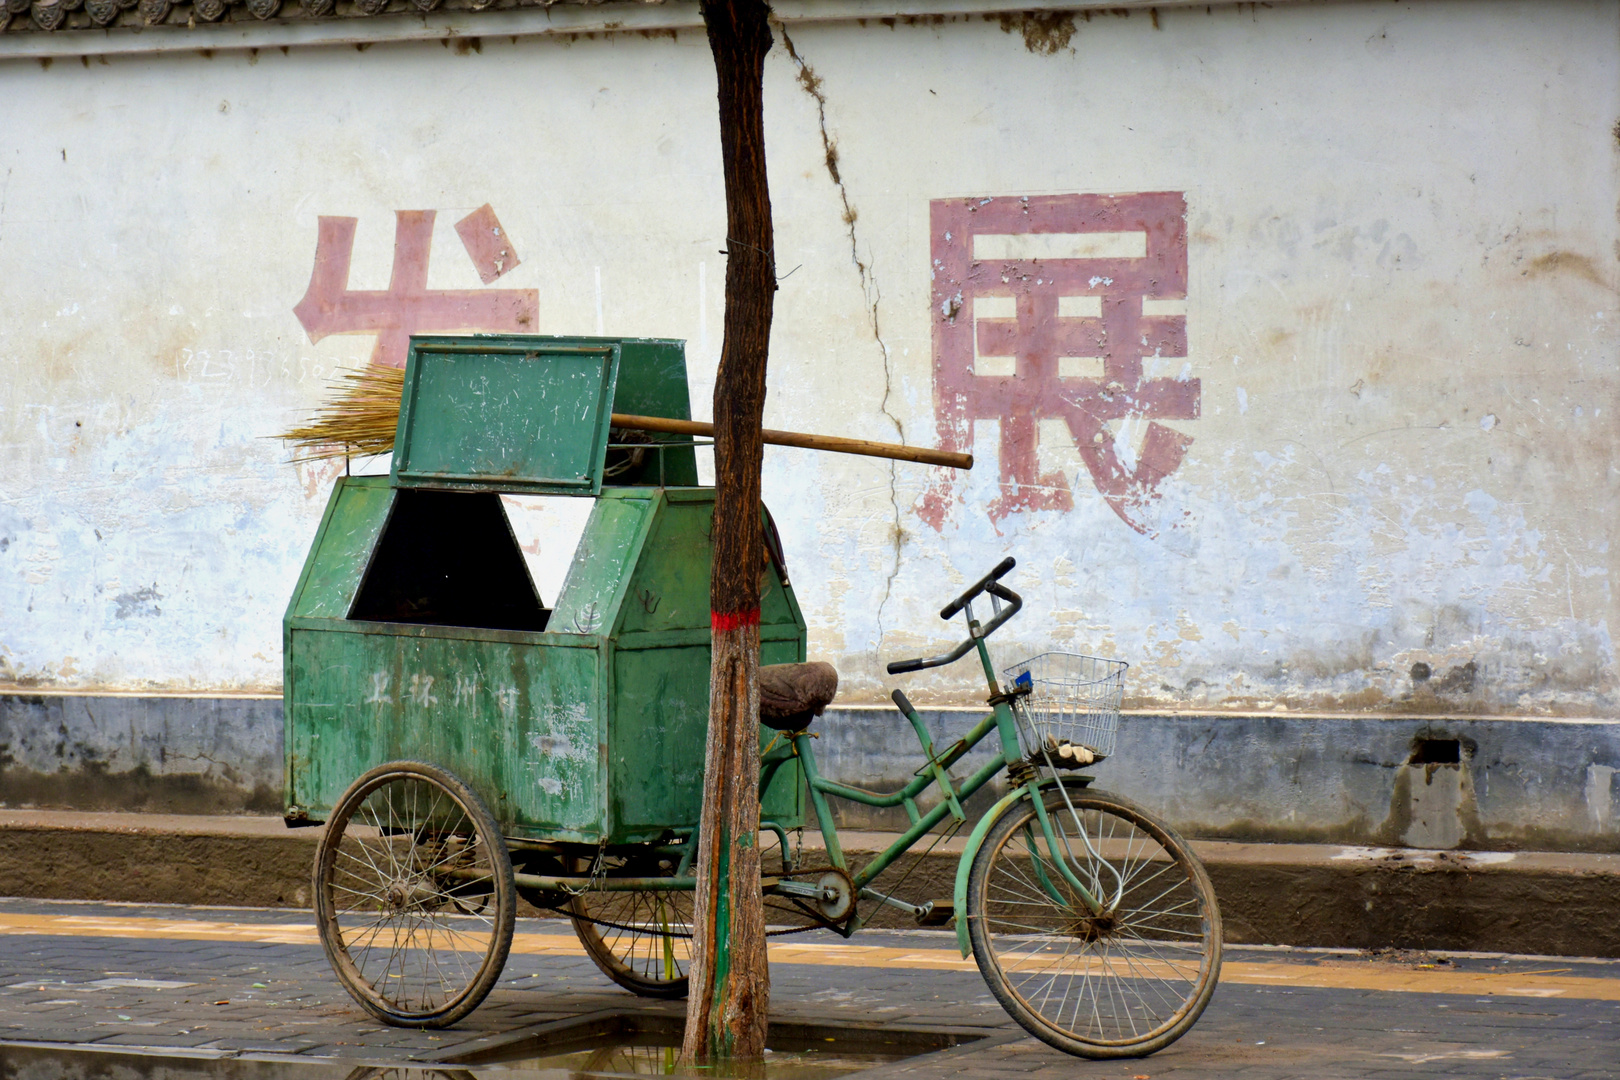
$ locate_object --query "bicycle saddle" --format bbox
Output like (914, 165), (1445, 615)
(758, 661), (838, 731)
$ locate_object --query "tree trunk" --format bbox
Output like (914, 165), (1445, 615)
(684, 0), (776, 1064)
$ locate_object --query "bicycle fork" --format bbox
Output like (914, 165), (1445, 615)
(981, 638), (1119, 919)
(1020, 773), (1122, 916)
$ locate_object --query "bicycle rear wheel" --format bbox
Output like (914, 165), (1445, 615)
(570, 852), (693, 998)
(966, 782), (1221, 1058)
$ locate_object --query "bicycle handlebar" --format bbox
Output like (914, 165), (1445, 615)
(886, 641), (973, 675)
(885, 561), (1023, 675)
(940, 556), (1016, 619)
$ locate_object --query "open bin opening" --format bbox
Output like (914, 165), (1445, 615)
(349, 488), (548, 633)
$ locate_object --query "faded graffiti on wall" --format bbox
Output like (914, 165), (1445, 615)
(922, 192), (1199, 534)
(293, 205), (538, 368)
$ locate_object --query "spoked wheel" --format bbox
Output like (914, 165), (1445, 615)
(313, 760), (516, 1027)
(570, 853), (693, 998)
(967, 782), (1222, 1058)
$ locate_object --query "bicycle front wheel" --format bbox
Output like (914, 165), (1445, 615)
(966, 783), (1221, 1058)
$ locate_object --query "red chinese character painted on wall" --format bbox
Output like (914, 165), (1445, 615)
(920, 193), (1199, 535)
(293, 205), (538, 369)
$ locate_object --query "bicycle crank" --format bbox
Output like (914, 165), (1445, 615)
(769, 867), (854, 921)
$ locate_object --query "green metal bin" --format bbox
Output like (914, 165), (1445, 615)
(282, 336), (807, 844)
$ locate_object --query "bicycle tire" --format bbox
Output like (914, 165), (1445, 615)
(966, 782), (1221, 1058)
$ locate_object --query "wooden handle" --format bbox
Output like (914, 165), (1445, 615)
(609, 413), (973, 471)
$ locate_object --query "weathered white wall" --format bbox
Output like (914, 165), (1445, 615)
(0, 1), (1615, 716)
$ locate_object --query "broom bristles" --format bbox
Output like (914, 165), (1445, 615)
(279, 363), (405, 461)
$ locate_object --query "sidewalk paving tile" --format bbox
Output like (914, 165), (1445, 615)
(0, 903), (1612, 1077)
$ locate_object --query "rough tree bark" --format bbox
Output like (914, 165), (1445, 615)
(683, 0), (777, 1064)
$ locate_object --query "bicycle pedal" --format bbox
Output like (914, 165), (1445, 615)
(916, 900), (955, 927)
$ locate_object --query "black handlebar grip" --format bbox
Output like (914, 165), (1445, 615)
(891, 689), (916, 715)
(941, 556), (1018, 620)
(887, 658), (925, 675)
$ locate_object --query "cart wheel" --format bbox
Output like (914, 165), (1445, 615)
(569, 857), (693, 999)
(313, 760), (516, 1028)
(966, 783), (1221, 1059)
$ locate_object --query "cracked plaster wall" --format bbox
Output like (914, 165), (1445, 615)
(0, 1), (1615, 722)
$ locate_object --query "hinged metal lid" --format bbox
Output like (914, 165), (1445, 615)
(391, 337), (622, 494)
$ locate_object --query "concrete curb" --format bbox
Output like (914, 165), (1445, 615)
(0, 811), (1615, 956)
(1209, 851), (1620, 957)
(0, 813), (318, 909)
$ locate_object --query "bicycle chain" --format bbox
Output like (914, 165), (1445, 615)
(538, 865), (857, 939)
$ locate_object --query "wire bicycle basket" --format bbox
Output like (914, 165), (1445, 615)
(1002, 652), (1128, 764)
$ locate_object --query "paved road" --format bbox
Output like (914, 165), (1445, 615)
(0, 897), (1613, 1078)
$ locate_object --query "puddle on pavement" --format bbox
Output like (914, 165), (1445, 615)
(451, 1014), (976, 1078)
(0, 1016), (981, 1079)
(465, 1037), (903, 1077)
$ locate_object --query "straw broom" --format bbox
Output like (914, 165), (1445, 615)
(280, 363), (408, 461)
(280, 362), (972, 470)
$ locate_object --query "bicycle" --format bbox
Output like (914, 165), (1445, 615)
(763, 556), (1223, 1058)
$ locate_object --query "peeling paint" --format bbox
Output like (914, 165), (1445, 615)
(993, 10), (1077, 55)
(112, 586), (162, 621)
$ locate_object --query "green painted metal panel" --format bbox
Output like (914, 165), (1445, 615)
(613, 626), (801, 650)
(550, 491), (652, 637)
(607, 644), (710, 836)
(404, 335), (699, 488)
(392, 338), (621, 494)
(616, 494), (712, 635)
(284, 473), (811, 841)
(604, 650), (806, 835)
(610, 339), (692, 422)
(760, 566), (800, 633)
(605, 488), (807, 834)
(605, 337), (699, 487)
(761, 504), (806, 633)
(288, 616), (593, 646)
(288, 477), (394, 621)
(615, 490), (804, 638)
(286, 624), (606, 841)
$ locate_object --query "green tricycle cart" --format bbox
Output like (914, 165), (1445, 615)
(284, 336), (1222, 1060)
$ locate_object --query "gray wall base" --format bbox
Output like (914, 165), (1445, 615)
(2, 694), (1618, 852)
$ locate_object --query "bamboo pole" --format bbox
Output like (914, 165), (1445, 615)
(612, 413), (973, 471)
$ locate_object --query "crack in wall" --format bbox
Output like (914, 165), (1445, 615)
(779, 27), (907, 649)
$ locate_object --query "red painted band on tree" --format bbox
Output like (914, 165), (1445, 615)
(711, 609), (761, 632)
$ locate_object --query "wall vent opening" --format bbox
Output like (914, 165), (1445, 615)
(1409, 737), (1462, 765)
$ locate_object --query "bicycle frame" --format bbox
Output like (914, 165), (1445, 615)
(770, 612), (1108, 934)
(508, 571), (1110, 930)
